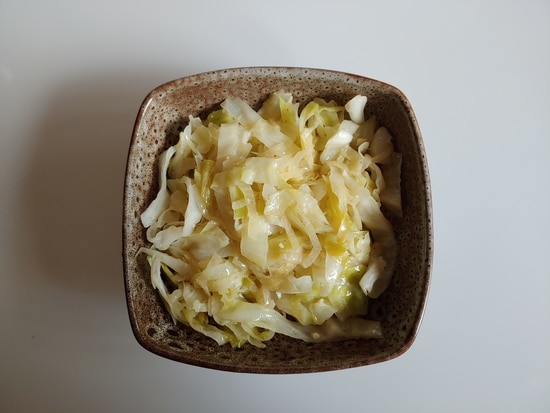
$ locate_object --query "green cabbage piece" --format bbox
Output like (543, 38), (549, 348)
(139, 91), (402, 348)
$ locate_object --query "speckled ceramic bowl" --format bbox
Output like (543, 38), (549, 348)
(122, 67), (432, 374)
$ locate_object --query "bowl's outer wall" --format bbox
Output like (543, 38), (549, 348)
(122, 67), (432, 374)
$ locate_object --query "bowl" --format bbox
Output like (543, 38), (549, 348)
(122, 67), (432, 374)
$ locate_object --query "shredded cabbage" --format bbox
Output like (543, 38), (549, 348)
(139, 91), (402, 348)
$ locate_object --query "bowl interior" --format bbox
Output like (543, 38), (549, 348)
(122, 67), (432, 374)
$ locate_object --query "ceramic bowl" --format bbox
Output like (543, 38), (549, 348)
(122, 67), (433, 374)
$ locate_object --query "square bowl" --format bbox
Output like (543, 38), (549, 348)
(122, 67), (433, 374)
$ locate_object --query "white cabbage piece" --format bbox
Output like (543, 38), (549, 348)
(345, 94), (368, 124)
(140, 146), (176, 228)
(139, 91), (401, 348)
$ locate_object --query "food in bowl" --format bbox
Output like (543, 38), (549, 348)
(138, 90), (402, 348)
(123, 67), (432, 373)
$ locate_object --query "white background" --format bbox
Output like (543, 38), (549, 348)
(1, 1), (549, 412)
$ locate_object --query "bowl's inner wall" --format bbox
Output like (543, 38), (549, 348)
(123, 67), (431, 373)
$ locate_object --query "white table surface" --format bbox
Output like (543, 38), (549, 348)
(1, 1), (549, 412)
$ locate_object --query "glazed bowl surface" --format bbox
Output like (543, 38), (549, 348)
(122, 67), (432, 374)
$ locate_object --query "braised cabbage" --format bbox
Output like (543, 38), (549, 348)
(139, 92), (401, 348)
